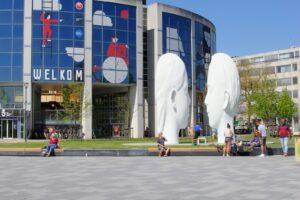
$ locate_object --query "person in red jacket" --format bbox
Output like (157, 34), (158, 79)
(278, 118), (292, 156)
(45, 128), (60, 157)
(40, 12), (60, 47)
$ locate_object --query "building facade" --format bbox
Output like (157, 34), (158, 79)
(234, 47), (300, 133)
(146, 3), (216, 135)
(0, 0), (216, 139)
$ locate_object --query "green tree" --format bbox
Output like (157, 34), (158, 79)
(237, 59), (259, 126)
(277, 89), (297, 119)
(251, 69), (279, 122)
(61, 83), (83, 128)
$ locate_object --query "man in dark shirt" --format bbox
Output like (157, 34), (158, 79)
(157, 133), (170, 157)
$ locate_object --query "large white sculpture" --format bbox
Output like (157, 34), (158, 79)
(205, 53), (240, 144)
(155, 53), (191, 144)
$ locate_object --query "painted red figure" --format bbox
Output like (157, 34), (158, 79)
(107, 37), (128, 64)
(40, 12), (59, 47)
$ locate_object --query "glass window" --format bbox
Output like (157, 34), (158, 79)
(279, 52), (294, 60)
(276, 65), (291, 73)
(103, 3), (116, 17)
(14, 0), (24, 10)
(265, 54), (278, 62)
(0, 1), (12, 10)
(32, 53), (42, 67)
(60, 0), (74, 12)
(93, 42), (102, 56)
(293, 90), (298, 99)
(32, 25), (43, 39)
(116, 18), (128, 31)
(0, 68), (11, 82)
(93, 29), (102, 42)
(293, 64), (297, 71)
(277, 78), (291, 86)
(0, 53), (11, 66)
(74, 13), (84, 26)
(59, 27), (73, 39)
(12, 53), (22, 66)
(13, 11), (23, 24)
(92, 1), (136, 84)
(251, 57), (264, 63)
(59, 40), (74, 53)
(44, 54), (59, 68)
(0, 39), (12, 52)
(293, 77), (298, 85)
(59, 54), (73, 68)
(60, 12), (74, 26)
(295, 51), (299, 58)
(0, 25), (12, 38)
(12, 39), (23, 52)
(103, 29), (115, 42)
(163, 12), (191, 84)
(13, 25), (23, 38)
(11, 67), (22, 81)
(0, 11), (12, 24)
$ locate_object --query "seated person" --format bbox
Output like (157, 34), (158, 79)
(156, 133), (170, 157)
(244, 131), (260, 149)
(44, 128), (60, 157)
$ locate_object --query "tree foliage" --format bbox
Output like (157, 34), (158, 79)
(277, 89), (297, 119)
(61, 83), (83, 125)
(250, 68), (279, 121)
(237, 59), (259, 125)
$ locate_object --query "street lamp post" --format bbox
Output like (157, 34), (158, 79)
(24, 82), (29, 143)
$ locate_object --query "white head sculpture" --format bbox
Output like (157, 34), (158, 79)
(155, 53), (191, 144)
(205, 53), (240, 144)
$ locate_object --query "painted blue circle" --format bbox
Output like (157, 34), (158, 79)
(75, 29), (83, 38)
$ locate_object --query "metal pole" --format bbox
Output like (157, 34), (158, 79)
(24, 83), (28, 143)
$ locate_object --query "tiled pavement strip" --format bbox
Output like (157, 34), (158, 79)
(0, 156), (299, 200)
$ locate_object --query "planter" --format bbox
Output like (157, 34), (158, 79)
(295, 135), (300, 162)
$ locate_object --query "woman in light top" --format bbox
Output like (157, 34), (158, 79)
(223, 123), (233, 157)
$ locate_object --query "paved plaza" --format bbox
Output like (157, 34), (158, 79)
(0, 156), (299, 200)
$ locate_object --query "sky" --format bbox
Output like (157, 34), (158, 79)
(147, 0), (300, 57)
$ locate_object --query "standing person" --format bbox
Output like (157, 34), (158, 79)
(278, 118), (292, 157)
(156, 133), (170, 157)
(223, 123), (233, 157)
(256, 119), (267, 157)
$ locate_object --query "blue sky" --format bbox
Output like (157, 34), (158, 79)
(147, 0), (300, 57)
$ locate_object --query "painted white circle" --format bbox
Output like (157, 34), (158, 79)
(102, 57), (128, 83)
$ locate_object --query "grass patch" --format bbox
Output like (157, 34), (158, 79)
(0, 135), (295, 149)
(0, 137), (212, 149)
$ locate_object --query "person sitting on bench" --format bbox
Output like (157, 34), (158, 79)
(45, 128), (60, 157)
(157, 133), (170, 157)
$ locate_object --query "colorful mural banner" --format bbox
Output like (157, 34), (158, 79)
(31, 0), (85, 82)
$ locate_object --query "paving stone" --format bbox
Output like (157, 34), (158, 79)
(0, 156), (299, 200)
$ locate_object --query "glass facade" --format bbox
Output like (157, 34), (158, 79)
(32, 0), (85, 82)
(0, 0), (24, 82)
(92, 1), (136, 84)
(162, 12), (192, 83)
(195, 21), (216, 91)
(194, 21), (216, 125)
(0, 86), (23, 109)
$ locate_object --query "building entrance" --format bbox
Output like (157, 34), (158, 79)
(0, 119), (19, 139)
(93, 93), (130, 138)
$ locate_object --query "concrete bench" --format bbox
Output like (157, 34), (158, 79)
(148, 147), (216, 153)
(0, 148), (64, 153)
